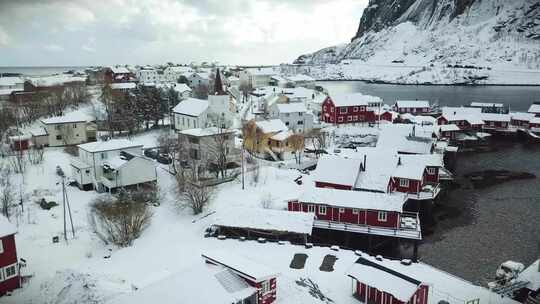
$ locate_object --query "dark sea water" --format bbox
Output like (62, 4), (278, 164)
(0, 66), (91, 76)
(317, 80), (540, 112)
(319, 81), (540, 284)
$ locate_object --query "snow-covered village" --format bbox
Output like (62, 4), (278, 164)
(0, 1), (539, 304)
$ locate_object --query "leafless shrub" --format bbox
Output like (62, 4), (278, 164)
(63, 145), (79, 157)
(0, 165), (16, 219)
(27, 147), (45, 165)
(176, 174), (214, 215)
(88, 193), (153, 247)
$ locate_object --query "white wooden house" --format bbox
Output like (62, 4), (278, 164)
(269, 102), (313, 133)
(172, 98), (209, 131)
(70, 139), (156, 192)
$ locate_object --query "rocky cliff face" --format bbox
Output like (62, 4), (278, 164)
(295, 0), (540, 67)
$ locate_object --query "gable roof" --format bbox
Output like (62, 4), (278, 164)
(510, 112), (535, 122)
(275, 102), (307, 113)
(110, 66), (131, 74)
(78, 139), (143, 153)
(298, 186), (406, 212)
(481, 113), (510, 122)
(347, 257), (421, 302)
(528, 104), (540, 114)
(395, 100), (430, 108)
(470, 102), (504, 108)
(314, 155), (363, 187)
(255, 119), (287, 134)
(330, 93), (381, 107)
(172, 98), (209, 117)
(202, 250), (279, 283)
(41, 111), (92, 124)
(0, 216), (16, 238)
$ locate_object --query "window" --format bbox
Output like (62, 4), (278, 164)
(378, 211), (387, 222)
(339, 208), (345, 213)
(298, 121), (303, 125)
(4, 264), (17, 279)
(189, 148), (200, 160)
(299, 112), (303, 116)
(331, 107), (334, 113)
(56, 135), (62, 140)
(319, 206), (326, 215)
(347, 116), (353, 122)
(308, 204), (315, 213)
(55, 125), (61, 130)
(353, 209), (359, 215)
(323, 106), (327, 111)
(0, 240), (3, 254)
(427, 167), (436, 175)
(353, 107), (359, 112)
(189, 137), (199, 144)
(101, 152), (107, 160)
(285, 122), (290, 126)
(261, 281), (271, 294)
(338, 117), (344, 122)
(399, 179), (409, 187)
(72, 124), (77, 128)
(340, 107), (347, 114)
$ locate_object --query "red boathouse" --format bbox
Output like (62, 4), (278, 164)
(202, 251), (279, 304)
(0, 216), (19, 296)
(348, 257), (429, 304)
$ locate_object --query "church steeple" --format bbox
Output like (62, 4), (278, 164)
(213, 68), (226, 95)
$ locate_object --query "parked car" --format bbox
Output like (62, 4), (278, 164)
(157, 153), (172, 164)
(144, 148), (159, 159)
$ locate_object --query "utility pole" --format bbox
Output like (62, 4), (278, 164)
(241, 146), (245, 190)
(57, 166), (75, 241)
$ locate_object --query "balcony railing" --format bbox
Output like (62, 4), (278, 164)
(406, 183), (441, 200)
(313, 216), (422, 240)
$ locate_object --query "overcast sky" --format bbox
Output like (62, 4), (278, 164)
(0, 0), (367, 67)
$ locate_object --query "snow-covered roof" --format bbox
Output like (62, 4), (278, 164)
(0, 215), (17, 238)
(270, 130), (293, 141)
(348, 257), (421, 302)
(0, 88), (23, 96)
(395, 100), (430, 109)
(510, 112), (535, 122)
(314, 155), (363, 187)
(172, 98), (209, 117)
(286, 74), (315, 82)
(103, 156), (128, 170)
(41, 111), (92, 124)
(78, 139), (143, 153)
(330, 93), (381, 107)
(0, 76), (24, 86)
(165, 66), (193, 73)
(298, 186), (406, 212)
(392, 153), (442, 180)
(245, 67), (276, 76)
(441, 107), (485, 125)
(70, 158), (91, 169)
(174, 83), (191, 93)
(27, 75), (86, 87)
(110, 264), (256, 304)
(202, 250), (279, 283)
(275, 102), (307, 113)
(255, 119), (287, 134)
(213, 207), (314, 235)
(439, 124), (460, 132)
(527, 104), (540, 114)
(481, 113), (510, 122)
(470, 102), (504, 108)
(517, 259), (540, 291)
(530, 117), (540, 125)
(179, 127), (234, 137)
(29, 127), (48, 137)
(110, 66), (131, 74)
(110, 82), (136, 90)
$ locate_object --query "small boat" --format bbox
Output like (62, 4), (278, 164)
(526, 130), (540, 143)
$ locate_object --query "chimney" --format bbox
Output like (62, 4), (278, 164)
(397, 157), (402, 166)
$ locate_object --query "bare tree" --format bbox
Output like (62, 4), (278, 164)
(0, 165), (16, 219)
(26, 146), (44, 165)
(176, 176), (214, 215)
(89, 193), (153, 247)
(192, 84), (209, 99)
(308, 128), (327, 158)
(288, 134), (305, 165)
(207, 128), (231, 179)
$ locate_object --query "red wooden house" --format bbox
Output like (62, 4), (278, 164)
(527, 103), (540, 117)
(510, 112), (534, 128)
(437, 124), (460, 140)
(288, 186), (421, 240)
(104, 67), (136, 83)
(202, 251), (279, 304)
(347, 257), (429, 304)
(438, 107), (484, 131)
(321, 93), (378, 124)
(387, 155), (441, 201)
(0, 216), (19, 296)
(393, 100), (431, 115)
(481, 113), (510, 131)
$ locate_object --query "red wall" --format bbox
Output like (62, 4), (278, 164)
(321, 97), (375, 124)
(314, 181), (352, 190)
(483, 121), (508, 129)
(396, 107), (429, 114)
(511, 119), (529, 127)
(390, 178), (421, 194)
(0, 234), (20, 295)
(354, 281), (428, 304)
(246, 278), (277, 304)
(288, 201), (399, 229)
(423, 167), (439, 183)
(380, 112), (393, 122)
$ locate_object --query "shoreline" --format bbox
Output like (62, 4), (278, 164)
(316, 78), (540, 87)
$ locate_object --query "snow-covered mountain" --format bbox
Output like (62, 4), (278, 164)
(294, 0), (540, 85)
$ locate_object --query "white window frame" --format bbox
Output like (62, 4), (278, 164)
(307, 204), (315, 213)
(399, 179), (409, 187)
(0, 240), (3, 254)
(426, 167), (436, 175)
(347, 116), (353, 122)
(353, 106), (359, 112)
(261, 280), (271, 294)
(319, 205), (326, 215)
(3, 263), (17, 280)
(339, 208), (345, 213)
(378, 211), (387, 222)
(340, 107), (347, 114)
(338, 117), (344, 122)
(352, 209), (359, 215)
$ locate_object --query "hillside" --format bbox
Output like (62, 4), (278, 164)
(294, 0), (540, 85)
